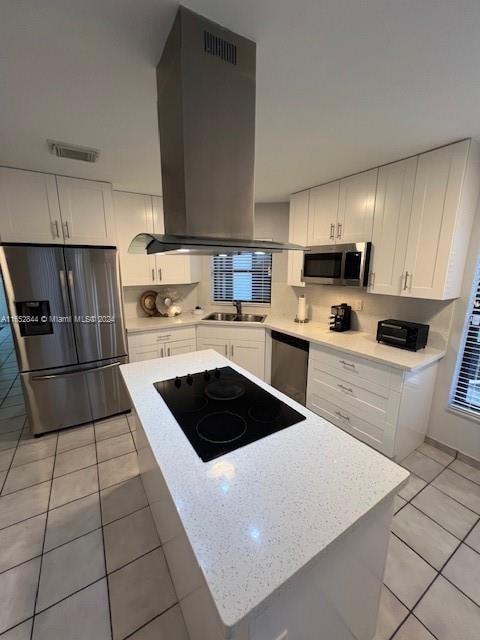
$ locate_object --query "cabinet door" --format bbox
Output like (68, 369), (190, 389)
(337, 169), (377, 243)
(152, 196), (190, 284)
(231, 340), (265, 379)
(369, 158), (417, 295)
(113, 191), (156, 286)
(307, 182), (339, 246)
(57, 176), (115, 246)
(287, 190), (309, 287)
(165, 339), (196, 357)
(0, 168), (62, 243)
(403, 141), (469, 299)
(129, 344), (161, 362)
(196, 338), (228, 357)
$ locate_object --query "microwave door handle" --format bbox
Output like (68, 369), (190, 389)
(340, 250), (347, 284)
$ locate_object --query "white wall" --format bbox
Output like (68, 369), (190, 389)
(427, 204), (480, 461)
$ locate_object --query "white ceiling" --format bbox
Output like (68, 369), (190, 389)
(2, 0), (480, 201)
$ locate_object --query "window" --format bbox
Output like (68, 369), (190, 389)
(211, 253), (272, 304)
(449, 259), (480, 417)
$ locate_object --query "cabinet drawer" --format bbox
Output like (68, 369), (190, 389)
(309, 344), (403, 391)
(128, 327), (196, 348)
(307, 365), (400, 429)
(197, 324), (265, 343)
(307, 392), (389, 455)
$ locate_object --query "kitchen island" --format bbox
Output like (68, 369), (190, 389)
(121, 350), (409, 640)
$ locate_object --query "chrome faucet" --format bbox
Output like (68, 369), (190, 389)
(233, 300), (242, 315)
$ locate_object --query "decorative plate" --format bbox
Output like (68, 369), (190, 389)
(139, 290), (158, 316)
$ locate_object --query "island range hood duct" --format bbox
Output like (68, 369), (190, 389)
(129, 6), (303, 256)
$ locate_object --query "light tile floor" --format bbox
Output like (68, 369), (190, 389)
(0, 326), (479, 639)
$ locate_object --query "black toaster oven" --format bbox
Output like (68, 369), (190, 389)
(376, 319), (429, 351)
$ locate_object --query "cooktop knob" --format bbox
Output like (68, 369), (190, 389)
(204, 370), (211, 381)
(214, 368), (221, 379)
(174, 377), (181, 389)
(186, 374), (193, 385)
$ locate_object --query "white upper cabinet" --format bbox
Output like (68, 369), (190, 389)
(113, 191), (156, 286)
(337, 169), (377, 244)
(369, 158), (417, 295)
(402, 140), (479, 299)
(56, 176), (115, 246)
(307, 182), (339, 246)
(287, 190), (309, 287)
(0, 168), (62, 243)
(113, 192), (200, 287)
(152, 196), (194, 285)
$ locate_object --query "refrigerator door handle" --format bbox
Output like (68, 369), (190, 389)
(59, 270), (70, 314)
(32, 361), (120, 381)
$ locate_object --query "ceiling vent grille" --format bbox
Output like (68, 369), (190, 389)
(47, 140), (99, 163)
(203, 30), (237, 65)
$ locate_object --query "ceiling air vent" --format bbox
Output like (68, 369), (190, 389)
(203, 30), (237, 65)
(47, 140), (99, 163)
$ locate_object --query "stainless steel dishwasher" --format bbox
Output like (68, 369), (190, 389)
(271, 331), (309, 405)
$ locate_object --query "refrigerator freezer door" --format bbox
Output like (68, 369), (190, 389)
(0, 245), (77, 371)
(22, 357), (130, 434)
(64, 247), (127, 363)
(86, 356), (130, 422)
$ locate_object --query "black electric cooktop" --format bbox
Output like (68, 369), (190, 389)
(154, 366), (306, 462)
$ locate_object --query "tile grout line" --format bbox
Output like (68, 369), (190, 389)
(386, 453), (480, 638)
(29, 430), (59, 640)
(94, 424), (114, 640)
(0, 417), (29, 496)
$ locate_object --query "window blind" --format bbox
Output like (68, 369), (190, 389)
(211, 253), (272, 304)
(449, 260), (480, 417)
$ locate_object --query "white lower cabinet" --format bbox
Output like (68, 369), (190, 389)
(196, 325), (266, 380)
(307, 344), (438, 460)
(127, 327), (196, 363)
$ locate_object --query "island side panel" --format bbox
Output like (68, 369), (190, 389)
(249, 497), (394, 640)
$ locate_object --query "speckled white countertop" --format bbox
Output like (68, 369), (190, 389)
(120, 350), (409, 629)
(125, 313), (445, 371)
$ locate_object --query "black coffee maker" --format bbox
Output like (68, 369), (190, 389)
(330, 303), (352, 332)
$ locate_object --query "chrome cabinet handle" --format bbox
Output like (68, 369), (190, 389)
(403, 271), (409, 290)
(160, 347), (164, 358)
(158, 268), (162, 282)
(224, 344), (228, 356)
(63, 220), (70, 238)
(330, 223), (335, 240)
(51, 221), (60, 238)
(151, 268), (155, 282)
(337, 222), (342, 239)
(167, 347), (171, 356)
(231, 344), (234, 357)
(338, 383), (353, 393)
(156, 335), (171, 341)
(335, 410), (350, 422)
(339, 359), (356, 369)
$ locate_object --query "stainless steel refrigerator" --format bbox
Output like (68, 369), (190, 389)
(0, 245), (130, 435)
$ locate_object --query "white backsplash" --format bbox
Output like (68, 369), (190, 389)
(122, 284), (199, 318)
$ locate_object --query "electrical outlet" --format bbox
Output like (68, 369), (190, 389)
(354, 299), (363, 312)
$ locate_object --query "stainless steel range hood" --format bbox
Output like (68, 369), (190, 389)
(129, 6), (303, 256)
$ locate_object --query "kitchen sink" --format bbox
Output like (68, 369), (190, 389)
(234, 314), (266, 323)
(203, 312), (266, 323)
(203, 312), (237, 321)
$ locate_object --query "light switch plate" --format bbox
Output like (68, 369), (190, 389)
(354, 299), (363, 311)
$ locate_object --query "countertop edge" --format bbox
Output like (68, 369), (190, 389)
(125, 314), (446, 372)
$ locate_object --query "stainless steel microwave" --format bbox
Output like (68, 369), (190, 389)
(302, 242), (371, 286)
